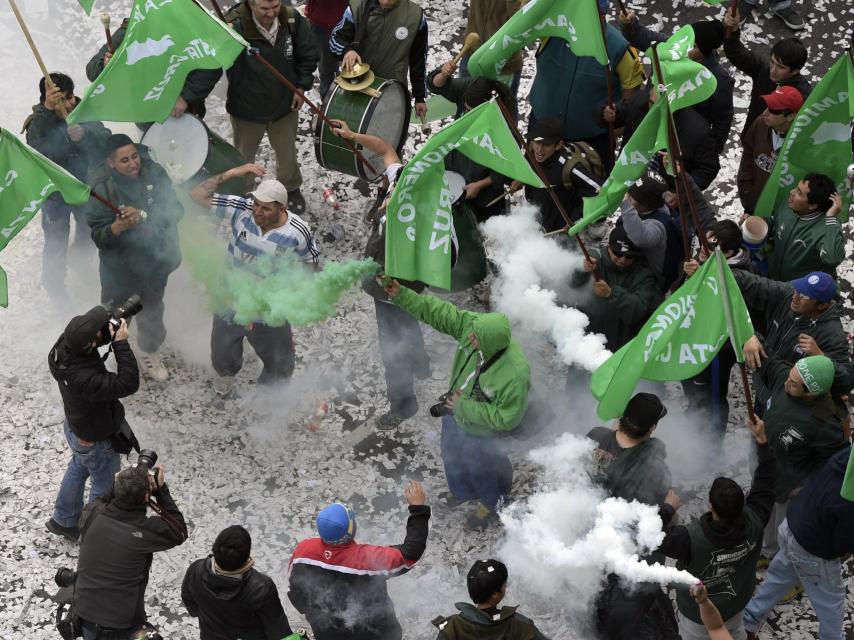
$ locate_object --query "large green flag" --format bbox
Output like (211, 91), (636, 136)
(0, 129), (90, 307)
(649, 25), (718, 112)
(591, 251), (754, 420)
(467, 0), (608, 79)
(385, 100), (543, 289)
(569, 98), (669, 235)
(842, 446), (854, 501)
(78, 0), (95, 14)
(754, 54), (854, 221)
(67, 0), (248, 125)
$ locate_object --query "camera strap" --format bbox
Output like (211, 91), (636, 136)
(448, 347), (508, 395)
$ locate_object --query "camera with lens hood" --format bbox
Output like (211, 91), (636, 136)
(100, 294), (143, 336)
(429, 391), (454, 418)
(138, 448), (158, 471)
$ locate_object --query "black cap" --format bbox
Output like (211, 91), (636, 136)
(608, 224), (642, 257)
(529, 117), (565, 144)
(623, 392), (667, 430)
(627, 172), (667, 210)
(63, 306), (109, 354)
(691, 20), (725, 57)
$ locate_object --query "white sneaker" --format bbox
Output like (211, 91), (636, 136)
(213, 375), (235, 397)
(139, 352), (169, 381)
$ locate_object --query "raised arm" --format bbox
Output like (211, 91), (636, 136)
(189, 162), (266, 210)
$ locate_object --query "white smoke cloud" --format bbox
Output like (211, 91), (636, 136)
(480, 205), (611, 372)
(497, 433), (697, 620)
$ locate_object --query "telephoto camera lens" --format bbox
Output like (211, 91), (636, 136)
(137, 449), (158, 470)
(54, 567), (77, 588)
(114, 294), (143, 321)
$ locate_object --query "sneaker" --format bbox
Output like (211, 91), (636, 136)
(778, 582), (803, 604)
(771, 5), (805, 29)
(46, 517), (79, 542)
(376, 410), (410, 431)
(465, 503), (501, 530)
(438, 490), (468, 508)
(213, 375), (235, 397)
(287, 190), (306, 214)
(139, 352), (169, 381)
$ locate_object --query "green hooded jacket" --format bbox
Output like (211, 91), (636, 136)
(394, 287), (530, 435)
(765, 206), (844, 282)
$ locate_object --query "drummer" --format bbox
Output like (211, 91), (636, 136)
(326, 118), (432, 431)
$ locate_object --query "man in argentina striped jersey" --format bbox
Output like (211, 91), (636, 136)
(190, 163), (320, 396)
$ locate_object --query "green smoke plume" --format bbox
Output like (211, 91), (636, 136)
(180, 215), (377, 326)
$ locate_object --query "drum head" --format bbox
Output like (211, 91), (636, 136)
(444, 171), (466, 205)
(362, 81), (407, 181)
(141, 115), (209, 183)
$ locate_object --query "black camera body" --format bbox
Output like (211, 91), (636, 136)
(101, 294), (143, 335)
(54, 567), (77, 588)
(429, 392), (454, 418)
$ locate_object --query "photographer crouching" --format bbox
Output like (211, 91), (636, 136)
(47, 302), (142, 542)
(383, 279), (531, 530)
(58, 461), (187, 639)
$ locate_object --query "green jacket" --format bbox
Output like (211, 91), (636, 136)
(394, 287), (530, 435)
(765, 206), (844, 282)
(733, 270), (853, 405)
(86, 152), (184, 292)
(571, 246), (661, 352)
(433, 602), (548, 640)
(760, 357), (847, 502)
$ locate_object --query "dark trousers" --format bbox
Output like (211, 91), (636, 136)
(100, 273), (168, 354)
(41, 197), (92, 296)
(440, 415), (513, 511)
(211, 315), (295, 383)
(374, 299), (428, 416)
(310, 24), (339, 99)
(681, 346), (738, 439)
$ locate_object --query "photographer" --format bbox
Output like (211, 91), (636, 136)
(75, 464), (187, 639)
(384, 279), (531, 529)
(47, 306), (139, 543)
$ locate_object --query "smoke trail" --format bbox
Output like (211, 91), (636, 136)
(498, 433), (697, 617)
(180, 216), (378, 326)
(480, 205), (611, 371)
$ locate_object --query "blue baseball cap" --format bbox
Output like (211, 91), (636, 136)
(316, 503), (357, 545)
(791, 272), (836, 303)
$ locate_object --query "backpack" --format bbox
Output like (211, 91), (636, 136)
(561, 141), (605, 195)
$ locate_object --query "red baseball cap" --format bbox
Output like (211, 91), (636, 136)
(761, 86), (804, 113)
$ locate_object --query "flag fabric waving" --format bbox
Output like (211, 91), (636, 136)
(569, 98), (669, 235)
(0, 129), (91, 307)
(68, 0), (248, 125)
(78, 0), (95, 14)
(591, 251), (754, 420)
(649, 25), (718, 112)
(842, 446), (854, 501)
(467, 0), (608, 79)
(385, 100), (543, 289)
(753, 54), (854, 221)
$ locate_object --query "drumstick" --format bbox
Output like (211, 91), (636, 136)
(419, 113), (431, 135)
(485, 184), (522, 208)
(452, 32), (481, 66)
(100, 13), (114, 53)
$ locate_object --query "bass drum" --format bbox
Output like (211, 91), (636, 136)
(141, 114), (246, 194)
(315, 77), (410, 182)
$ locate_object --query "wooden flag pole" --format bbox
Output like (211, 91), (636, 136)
(90, 190), (123, 215)
(100, 13), (115, 53)
(596, 0), (616, 167)
(206, 0), (227, 20)
(7, 0), (68, 119)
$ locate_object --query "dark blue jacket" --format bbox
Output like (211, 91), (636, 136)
(787, 446), (854, 560)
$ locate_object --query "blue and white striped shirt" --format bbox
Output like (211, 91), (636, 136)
(210, 193), (320, 267)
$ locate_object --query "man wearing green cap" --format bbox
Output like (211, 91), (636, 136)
(383, 278), (531, 529)
(752, 354), (848, 561)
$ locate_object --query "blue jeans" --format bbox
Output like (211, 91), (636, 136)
(440, 415), (512, 511)
(53, 421), (120, 528)
(743, 519), (845, 640)
(41, 197), (92, 297)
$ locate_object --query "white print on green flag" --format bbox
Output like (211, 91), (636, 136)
(754, 54), (854, 222)
(78, 0), (95, 14)
(591, 251), (754, 420)
(385, 100), (543, 290)
(0, 129), (91, 307)
(67, 0), (248, 125)
(569, 98), (669, 235)
(648, 25), (718, 112)
(467, 0), (608, 79)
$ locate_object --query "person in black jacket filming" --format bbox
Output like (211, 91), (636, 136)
(46, 304), (140, 543)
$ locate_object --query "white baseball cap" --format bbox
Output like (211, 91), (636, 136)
(249, 180), (288, 205)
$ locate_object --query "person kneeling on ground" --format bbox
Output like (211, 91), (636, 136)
(384, 278), (531, 529)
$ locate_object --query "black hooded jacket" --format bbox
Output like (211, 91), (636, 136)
(48, 336), (139, 442)
(182, 557), (292, 640)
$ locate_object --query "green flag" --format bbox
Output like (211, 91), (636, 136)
(649, 25), (718, 112)
(591, 251), (754, 420)
(385, 100), (543, 289)
(754, 54), (854, 221)
(842, 446), (854, 502)
(78, 0), (95, 14)
(699, 0), (727, 5)
(467, 0), (608, 79)
(67, 0), (248, 125)
(0, 129), (90, 307)
(569, 98), (669, 235)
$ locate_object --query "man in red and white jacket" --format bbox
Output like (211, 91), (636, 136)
(287, 481), (431, 640)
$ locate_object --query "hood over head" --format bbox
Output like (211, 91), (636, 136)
(471, 312), (511, 359)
